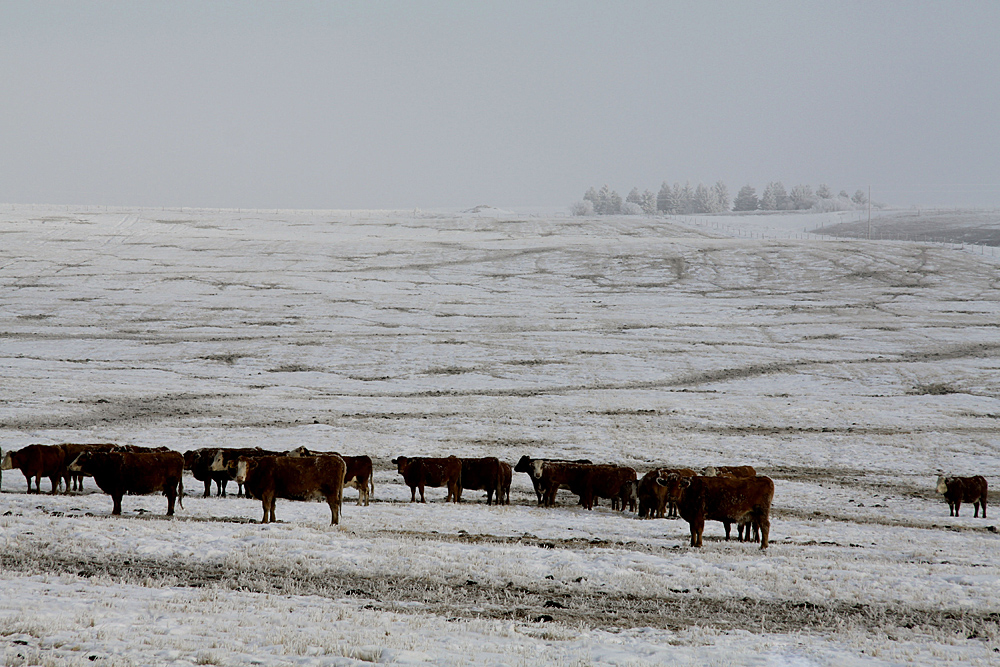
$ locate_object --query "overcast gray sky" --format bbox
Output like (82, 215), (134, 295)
(2, 1), (998, 210)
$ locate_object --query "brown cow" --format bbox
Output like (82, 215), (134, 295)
(637, 468), (697, 518)
(288, 447), (374, 506)
(702, 465), (756, 478)
(2, 444), (66, 494)
(392, 456), (461, 503)
(460, 457), (506, 505)
(658, 472), (774, 549)
(515, 455), (593, 505)
(936, 475), (988, 517)
(209, 447), (285, 497)
(497, 460), (512, 505)
(67, 450), (185, 516)
(531, 461), (636, 510)
(59, 443), (118, 492)
(233, 454), (346, 525)
(184, 448), (238, 497)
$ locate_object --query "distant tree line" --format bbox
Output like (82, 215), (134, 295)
(573, 181), (872, 216)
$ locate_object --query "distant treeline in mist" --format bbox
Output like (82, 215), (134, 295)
(573, 182), (874, 216)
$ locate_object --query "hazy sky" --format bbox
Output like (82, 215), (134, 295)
(2, 1), (998, 210)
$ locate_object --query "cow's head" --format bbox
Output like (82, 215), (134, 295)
(514, 455), (533, 473)
(623, 480), (639, 503)
(531, 460), (546, 479)
(233, 457), (254, 485)
(67, 451), (92, 473)
(0, 450), (13, 471)
(209, 450), (228, 472)
(702, 466), (718, 477)
(287, 446), (311, 457)
(935, 476), (951, 494)
(656, 472), (690, 498)
(391, 456), (409, 474)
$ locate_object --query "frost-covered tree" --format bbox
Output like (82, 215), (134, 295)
(733, 184), (759, 211)
(640, 189), (657, 215)
(597, 185), (615, 214)
(608, 189), (623, 214)
(713, 181), (730, 213)
(816, 183), (833, 199)
(583, 187), (599, 209)
(656, 182), (676, 213)
(676, 182), (695, 214)
(760, 181), (788, 211)
(571, 200), (594, 216)
(626, 188), (643, 206)
(852, 189), (868, 206)
(622, 202), (643, 215)
(789, 184), (816, 210)
(693, 183), (716, 214)
(838, 189), (850, 199)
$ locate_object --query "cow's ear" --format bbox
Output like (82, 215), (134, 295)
(391, 458), (398, 464)
(680, 477), (692, 488)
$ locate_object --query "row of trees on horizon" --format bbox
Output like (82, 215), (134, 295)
(574, 181), (873, 216)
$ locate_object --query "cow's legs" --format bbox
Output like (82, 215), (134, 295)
(111, 494), (123, 515)
(418, 485), (426, 503)
(954, 500), (962, 517)
(165, 486), (177, 516)
(758, 515), (771, 549)
(327, 496), (340, 525)
(49, 475), (61, 495)
(203, 479), (212, 498)
(690, 518), (704, 547)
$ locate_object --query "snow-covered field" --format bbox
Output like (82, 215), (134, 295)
(1, 205), (998, 666)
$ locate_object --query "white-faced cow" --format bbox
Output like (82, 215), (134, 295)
(637, 467), (697, 519)
(936, 475), (988, 517)
(2, 444), (67, 494)
(209, 447), (285, 497)
(514, 455), (592, 505)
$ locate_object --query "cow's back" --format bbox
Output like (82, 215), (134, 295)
(254, 455), (346, 501)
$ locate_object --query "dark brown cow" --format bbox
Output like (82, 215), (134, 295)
(209, 447), (285, 497)
(658, 473), (774, 549)
(460, 457), (506, 505)
(391, 456), (462, 503)
(59, 443), (118, 492)
(2, 444), (66, 494)
(288, 447), (374, 506)
(233, 454), (346, 525)
(637, 468), (697, 518)
(514, 455), (593, 505)
(497, 460), (512, 505)
(531, 461), (636, 510)
(67, 451), (185, 516)
(936, 475), (988, 517)
(184, 448), (236, 497)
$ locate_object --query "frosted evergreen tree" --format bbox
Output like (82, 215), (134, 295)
(789, 184), (815, 210)
(839, 189), (850, 199)
(609, 189), (623, 214)
(656, 182), (675, 213)
(713, 181), (730, 213)
(852, 189), (868, 205)
(733, 185), (759, 211)
(694, 183), (715, 214)
(626, 188), (643, 206)
(816, 183), (833, 199)
(597, 185), (613, 214)
(760, 181), (788, 210)
(640, 189), (657, 215)
(584, 187), (599, 210)
(677, 182), (695, 214)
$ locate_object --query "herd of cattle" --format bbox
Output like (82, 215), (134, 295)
(0, 443), (990, 551)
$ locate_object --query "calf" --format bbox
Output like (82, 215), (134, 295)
(233, 454), (346, 525)
(658, 472), (774, 549)
(392, 456), (462, 503)
(460, 457), (505, 505)
(288, 447), (374, 506)
(515, 455), (592, 505)
(1, 444), (66, 494)
(936, 475), (988, 518)
(68, 451), (185, 516)
(637, 467), (697, 518)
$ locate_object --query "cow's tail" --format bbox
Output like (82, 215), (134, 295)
(178, 476), (184, 510)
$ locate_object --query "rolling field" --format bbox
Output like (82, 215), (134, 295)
(1, 205), (999, 665)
